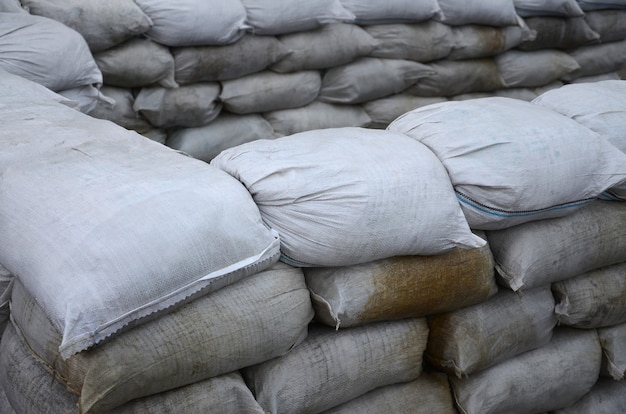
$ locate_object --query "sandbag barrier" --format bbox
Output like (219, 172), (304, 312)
(1, 1), (626, 414)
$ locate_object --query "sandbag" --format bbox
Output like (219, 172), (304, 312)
(0, 82), (281, 358)
(10, 262), (312, 412)
(598, 322), (626, 380)
(93, 37), (178, 89)
(318, 57), (434, 104)
(450, 327), (602, 414)
(486, 201), (626, 291)
(571, 72), (622, 83)
(134, 0), (248, 46)
(406, 59), (503, 97)
(584, 10), (626, 42)
(0, 264), (11, 335)
(577, 0), (626, 10)
(89, 86), (153, 133)
(561, 39), (626, 82)
(241, 0), (355, 35)
(270, 23), (377, 73)
(447, 24), (530, 60)
(427, 286), (556, 378)
(321, 371), (456, 414)
(513, 0), (584, 16)
(220, 70), (321, 114)
(339, 0), (442, 24)
(167, 113), (278, 162)
(242, 319), (429, 414)
(553, 262), (626, 329)
(211, 127), (485, 267)
(435, 0), (521, 26)
(0, 0), (24, 12)
(19, 0), (153, 52)
(0, 384), (15, 414)
(0, 323), (267, 414)
(173, 35), (290, 83)
(492, 86), (538, 101)
(518, 16), (600, 50)
(388, 97), (626, 230)
(0, 13), (102, 92)
(496, 49), (580, 87)
(363, 94), (447, 128)
(303, 236), (496, 328)
(364, 21), (454, 62)
(551, 378), (626, 414)
(133, 83), (222, 128)
(263, 101), (372, 136)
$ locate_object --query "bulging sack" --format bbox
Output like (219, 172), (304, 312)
(211, 127), (484, 267)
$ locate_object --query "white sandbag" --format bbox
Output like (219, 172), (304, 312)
(0, 69), (78, 108)
(598, 322), (626, 380)
(220, 70), (321, 114)
(318, 57), (434, 104)
(167, 113), (277, 162)
(518, 16), (600, 50)
(447, 24), (530, 60)
(88, 86), (153, 132)
(427, 286), (556, 378)
(241, 0), (355, 35)
(19, 0), (153, 52)
(363, 94), (447, 128)
(173, 35), (290, 83)
(0, 13), (102, 92)
(270, 23), (377, 73)
(321, 371), (456, 414)
(134, 0), (248, 46)
(514, 0), (584, 16)
(242, 319), (429, 414)
(0, 323), (267, 414)
(364, 21), (454, 62)
(94, 37), (178, 89)
(496, 49), (580, 87)
(339, 0), (442, 24)
(263, 101), (372, 136)
(303, 237), (496, 328)
(435, 0), (522, 26)
(486, 201), (626, 291)
(562, 39), (626, 82)
(552, 378), (626, 414)
(553, 262), (626, 329)
(389, 97), (626, 230)
(0, 87), (281, 359)
(0, 0), (25, 12)
(212, 127), (484, 267)
(133, 83), (222, 128)
(10, 262), (312, 412)
(406, 59), (504, 97)
(450, 327), (602, 414)
(577, 0), (626, 10)
(584, 10), (626, 43)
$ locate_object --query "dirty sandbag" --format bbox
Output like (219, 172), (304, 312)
(363, 94), (447, 128)
(339, 0), (442, 24)
(365, 21), (453, 62)
(496, 49), (580, 87)
(598, 322), (626, 380)
(513, 0), (584, 17)
(448, 24), (532, 60)
(89, 85), (153, 133)
(584, 10), (626, 43)
(435, 0), (521, 26)
(518, 16), (599, 50)
(561, 39), (626, 82)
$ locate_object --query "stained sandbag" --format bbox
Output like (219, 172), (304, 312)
(513, 0), (584, 16)
(220, 70), (321, 114)
(598, 322), (626, 380)
(406, 59), (504, 97)
(496, 49), (580, 87)
(518, 16), (600, 50)
(363, 94), (447, 128)
(318, 57), (434, 104)
(133, 83), (222, 128)
(427, 286), (556, 378)
(364, 21), (453, 62)
(388, 97), (626, 230)
(584, 10), (626, 43)
(167, 113), (277, 162)
(553, 262), (626, 329)
(134, 0), (248, 46)
(173, 35), (290, 83)
(89, 86), (153, 133)
(0, 82), (281, 358)
(240, 0), (355, 35)
(561, 39), (626, 82)
(321, 371), (456, 414)
(447, 24), (531, 60)
(242, 319), (429, 414)
(486, 201), (626, 291)
(10, 262), (312, 412)
(450, 327), (602, 414)
(19, 0), (153, 52)
(211, 127), (484, 267)
(435, 0), (521, 26)
(270, 23), (377, 73)
(0, 13), (102, 92)
(0, 323), (267, 414)
(303, 236), (496, 328)
(263, 101), (372, 136)
(551, 378), (626, 414)
(93, 37), (178, 89)
(339, 0), (442, 24)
